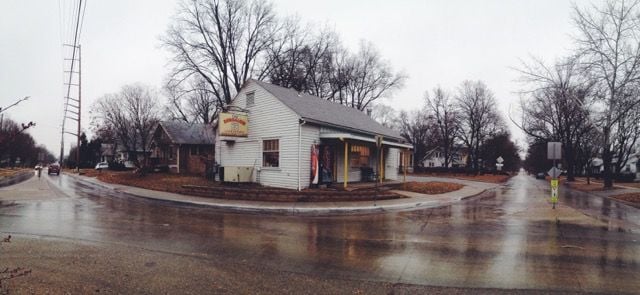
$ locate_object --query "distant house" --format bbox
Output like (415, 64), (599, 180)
(115, 144), (150, 169)
(99, 143), (115, 163)
(149, 121), (215, 174)
(217, 79), (413, 190)
(422, 146), (468, 168)
(589, 150), (640, 180)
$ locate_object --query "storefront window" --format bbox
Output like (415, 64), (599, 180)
(263, 139), (279, 167)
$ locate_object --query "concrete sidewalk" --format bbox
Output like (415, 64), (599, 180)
(64, 173), (499, 216)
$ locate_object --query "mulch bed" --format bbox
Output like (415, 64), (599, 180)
(391, 181), (464, 194)
(410, 172), (511, 183)
(81, 170), (403, 202)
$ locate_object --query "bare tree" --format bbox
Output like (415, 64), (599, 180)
(92, 84), (161, 170)
(611, 103), (640, 174)
(343, 41), (407, 111)
(456, 80), (504, 172)
(370, 103), (398, 129)
(163, 0), (278, 108)
(425, 86), (459, 170)
(165, 78), (219, 124)
(262, 19), (340, 98)
(573, 0), (640, 187)
(514, 57), (594, 181)
(398, 109), (433, 169)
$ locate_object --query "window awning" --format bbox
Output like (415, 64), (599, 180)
(320, 133), (413, 149)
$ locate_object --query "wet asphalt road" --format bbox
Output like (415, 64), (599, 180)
(1, 172), (639, 294)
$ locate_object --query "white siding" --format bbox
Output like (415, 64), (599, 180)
(385, 148), (399, 180)
(217, 81), (308, 189)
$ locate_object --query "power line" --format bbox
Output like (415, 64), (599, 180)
(59, 0), (87, 167)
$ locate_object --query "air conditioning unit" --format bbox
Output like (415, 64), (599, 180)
(223, 166), (254, 182)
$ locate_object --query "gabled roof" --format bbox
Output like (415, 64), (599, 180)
(157, 121), (215, 145)
(251, 80), (404, 141)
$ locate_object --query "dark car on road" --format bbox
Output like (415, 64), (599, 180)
(48, 163), (60, 175)
(535, 172), (546, 179)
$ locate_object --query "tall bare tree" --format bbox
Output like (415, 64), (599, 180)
(456, 80), (504, 172)
(92, 84), (161, 170)
(370, 103), (398, 129)
(514, 58), (594, 181)
(343, 42), (406, 111)
(573, 0), (640, 187)
(165, 78), (219, 124)
(163, 0), (277, 108)
(425, 86), (459, 169)
(398, 109), (433, 169)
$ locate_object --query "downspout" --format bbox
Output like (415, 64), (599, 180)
(298, 119), (306, 191)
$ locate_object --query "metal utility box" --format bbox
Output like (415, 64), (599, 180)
(222, 166), (254, 182)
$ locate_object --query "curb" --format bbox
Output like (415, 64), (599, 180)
(63, 172), (490, 216)
(0, 171), (34, 188)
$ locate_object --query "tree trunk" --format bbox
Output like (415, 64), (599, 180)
(602, 126), (613, 188)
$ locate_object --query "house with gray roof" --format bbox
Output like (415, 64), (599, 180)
(150, 121), (215, 174)
(217, 79), (413, 190)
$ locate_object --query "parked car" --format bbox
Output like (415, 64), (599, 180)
(535, 172), (546, 179)
(95, 162), (109, 170)
(48, 163), (60, 175)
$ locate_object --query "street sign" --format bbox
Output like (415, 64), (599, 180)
(547, 142), (561, 160)
(548, 167), (562, 179)
(495, 163), (504, 171)
(496, 156), (504, 164)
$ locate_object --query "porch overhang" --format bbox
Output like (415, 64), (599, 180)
(320, 133), (413, 149)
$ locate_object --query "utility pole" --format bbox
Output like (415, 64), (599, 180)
(62, 43), (81, 171)
(59, 0), (85, 169)
(76, 45), (81, 173)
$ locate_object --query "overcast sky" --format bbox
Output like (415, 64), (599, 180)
(0, 0), (578, 158)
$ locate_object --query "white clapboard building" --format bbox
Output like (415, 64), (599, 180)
(216, 79), (413, 190)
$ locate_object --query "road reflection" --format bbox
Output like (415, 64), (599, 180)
(0, 173), (639, 292)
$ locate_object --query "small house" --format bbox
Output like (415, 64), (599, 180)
(422, 146), (468, 168)
(217, 79), (413, 190)
(150, 121), (215, 174)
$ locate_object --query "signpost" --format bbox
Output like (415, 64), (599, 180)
(547, 142), (562, 209)
(496, 156), (504, 171)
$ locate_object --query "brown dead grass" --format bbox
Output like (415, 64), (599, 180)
(609, 193), (640, 208)
(81, 170), (228, 193)
(566, 181), (624, 192)
(0, 168), (30, 178)
(411, 172), (511, 183)
(401, 181), (464, 195)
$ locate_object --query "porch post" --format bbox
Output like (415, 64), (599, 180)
(177, 145), (180, 174)
(380, 147), (384, 183)
(344, 140), (349, 189)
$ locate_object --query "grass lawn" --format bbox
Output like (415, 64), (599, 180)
(400, 181), (464, 194)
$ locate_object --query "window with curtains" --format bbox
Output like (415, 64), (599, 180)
(350, 144), (370, 167)
(263, 139), (279, 167)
